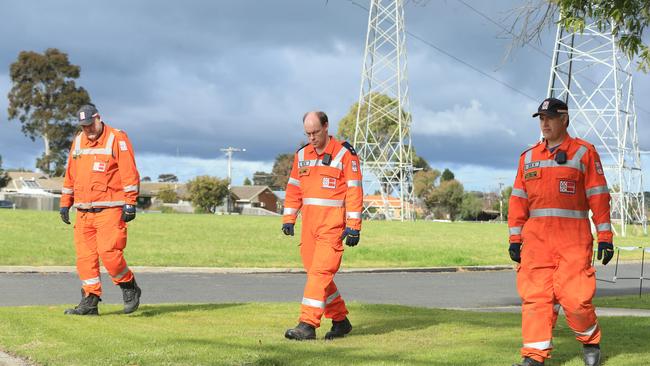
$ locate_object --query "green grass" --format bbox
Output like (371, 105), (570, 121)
(594, 293), (650, 310)
(0, 209), (647, 268)
(0, 303), (649, 365)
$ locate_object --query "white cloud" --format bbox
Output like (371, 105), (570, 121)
(413, 100), (516, 138)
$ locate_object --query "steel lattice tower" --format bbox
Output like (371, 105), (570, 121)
(547, 20), (646, 236)
(353, 0), (415, 221)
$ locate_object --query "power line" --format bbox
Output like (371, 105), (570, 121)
(345, 0), (537, 101)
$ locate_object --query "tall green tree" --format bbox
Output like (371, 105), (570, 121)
(413, 169), (441, 199)
(253, 171), (274, 187)
(460, 192), (483, 221)
(426, 179), (465, 221)
(156, 186), (179, 203)
(7, 48), (90, 176)
(336, 92), (409, 143)
(186, 175), (229, 213)
(243, 177), (252, 186)
(510, 0), (650, 71)
(0, 156), (10, 189)
(271, 153), (293, 190)
(441, 168), (455, 182)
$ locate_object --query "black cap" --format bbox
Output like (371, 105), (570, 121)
(77, 104), (98, 126)
(532, 98), (568, 118)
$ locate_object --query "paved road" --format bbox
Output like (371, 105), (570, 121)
(1, 264), (647, 308)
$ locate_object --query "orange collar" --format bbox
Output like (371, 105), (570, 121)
(542, 134), (572, 154)
(83, 123), (107, 147)
(307, 136), (337, 157)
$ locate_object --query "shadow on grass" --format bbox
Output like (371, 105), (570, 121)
(101, 303), (246, 317)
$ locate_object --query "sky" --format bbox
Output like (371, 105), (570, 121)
(0, 0), (648, 192)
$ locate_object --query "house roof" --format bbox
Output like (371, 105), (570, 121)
(139, 182), (188, 198)
(4, 172), (63, 192)
(230, 185), (271, 201)
(363, 194), (403, 208)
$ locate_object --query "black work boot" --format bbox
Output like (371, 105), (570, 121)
(324, 317), (352, 340)
(513, 357), (544, 366)
(64, 289), (100, 316)
(583, 344), (601, 366)
(119, 278), (141, 314)
(284, 322), (316, 340)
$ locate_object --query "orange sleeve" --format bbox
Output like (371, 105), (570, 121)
(583, 147), (613, 243)
(508, 154), (529, 243)
(342, 147), (363, 231)
(114, 131), (140, 205)
(282, 152), (302, 224)
(60, 140), (77, 208)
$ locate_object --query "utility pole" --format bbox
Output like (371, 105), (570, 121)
(220, 147), (246, 213)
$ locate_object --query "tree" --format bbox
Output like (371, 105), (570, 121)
(441, 168), (455, 182)
(7, 48), (90, 176)
(460, 192), (483, 221)
(156, 186), (179, 203)
(413, 154), (432, 172)
(336, 92), (408, 143)
(271, 153), (293, 190)
(158, 173), (178, 183)
(413, 169), (441, 199)
(509, 0), (650, 71)
(243, 177), (252, 186)
(186, 176), (229, 213)
(0, 156), (10, 189)
(141, 176), (152, 182)
(426, 179), (465, 221)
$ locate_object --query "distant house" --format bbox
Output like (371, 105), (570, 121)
(138, 182), (189, 210)
(230, 185), (280, 214)
(363, 194), (402, 219)
(2, 172), (61, 196)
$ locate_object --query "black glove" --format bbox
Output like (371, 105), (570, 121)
(122, 204), (136, 222)
(60, 207), (71, 225)
(597, 242), (614, 265)
(341, 228), (360, 247)
(282, 223), (294, 236)
(509, 243), (521, 263)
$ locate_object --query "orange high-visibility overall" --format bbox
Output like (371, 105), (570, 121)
(61, 123), (140, 297)
(508, 135), (612, 362)
(283, 137), (363, 327)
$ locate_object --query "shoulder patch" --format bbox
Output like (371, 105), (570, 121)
(520, 141), (541, 156)
(342, 141), (357, 156)
(296, 143), (309, 153)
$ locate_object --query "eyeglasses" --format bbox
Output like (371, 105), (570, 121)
(304, 129), (323, 137)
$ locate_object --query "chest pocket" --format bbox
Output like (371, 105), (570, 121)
(557, 170), (581, 196)
(90, 157), (111, 191)
(319, 166), (341, 190)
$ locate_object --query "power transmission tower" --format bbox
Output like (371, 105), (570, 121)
(547, 20), (646, 236)
(354, 0), (415, 221)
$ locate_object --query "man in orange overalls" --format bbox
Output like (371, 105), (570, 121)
(59, 104), (142, 316)
(281, 111), (363, 340)
(508, 98), (614, 366)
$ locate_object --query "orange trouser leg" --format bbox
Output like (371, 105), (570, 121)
(74, 212), (102, 296)
(555, 243), (601, 345)
(299, 234), (346, 328)
(95, 208), (133, 285)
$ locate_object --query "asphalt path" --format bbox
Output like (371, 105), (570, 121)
(1, 264), (647, 308)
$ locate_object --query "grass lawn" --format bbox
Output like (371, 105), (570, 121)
(0, 209), (647, 268)
(594, 293), (650, 310)
(0, 303), (649, 366)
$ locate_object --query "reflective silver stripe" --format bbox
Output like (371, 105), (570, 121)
(75, 133), (115, 156)
(326, 290), (340, 305)
(509, 226), (522, 235)
(112, 266), (130, 280)
(330, 147), (348, 168)
(527, 159), (585, 173)
(283, 208), (298, 215)
(288, 177), (300, 186)
(574, 323), (598, 337)
(553, 303), (561, 313)
(74, 200), (126, 209)
(303, 198), (344, 207)
(81, 277), (100, 286)
(299, 159), (343, 170)
(347, 180), (362, 187)
(123, 185), (139, 193)
(524, 149), (533, 164)
(573, 145), (588, 162)
(597, 223), (612, 232)
(302, 297), (325, 309)
(298, 147), (305, 162)
(511, 188), (528, 199)
(529, 208), (588, 219)
(346, 212), (361, 219)
(586, 185), (609, 198)
(523, 340), (552, 350)
(62, 187), (74, 195)
(73, 134), (82, 156)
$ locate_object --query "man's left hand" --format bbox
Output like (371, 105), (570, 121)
(122, 204), (136, 222)
(341, 228), (360, 247)
(597, 242), (614, 265)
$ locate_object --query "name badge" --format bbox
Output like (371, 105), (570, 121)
(92, 161), (107, 172)
(322, 177), (337, 189)
(299, 167), (310, 176)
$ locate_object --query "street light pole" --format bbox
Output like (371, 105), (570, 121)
(220, 147), (246, 213)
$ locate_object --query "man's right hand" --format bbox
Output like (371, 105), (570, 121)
(282, 223), (294, 236)
(509, 243), (521, 263)
(60, 207), (71, 225)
